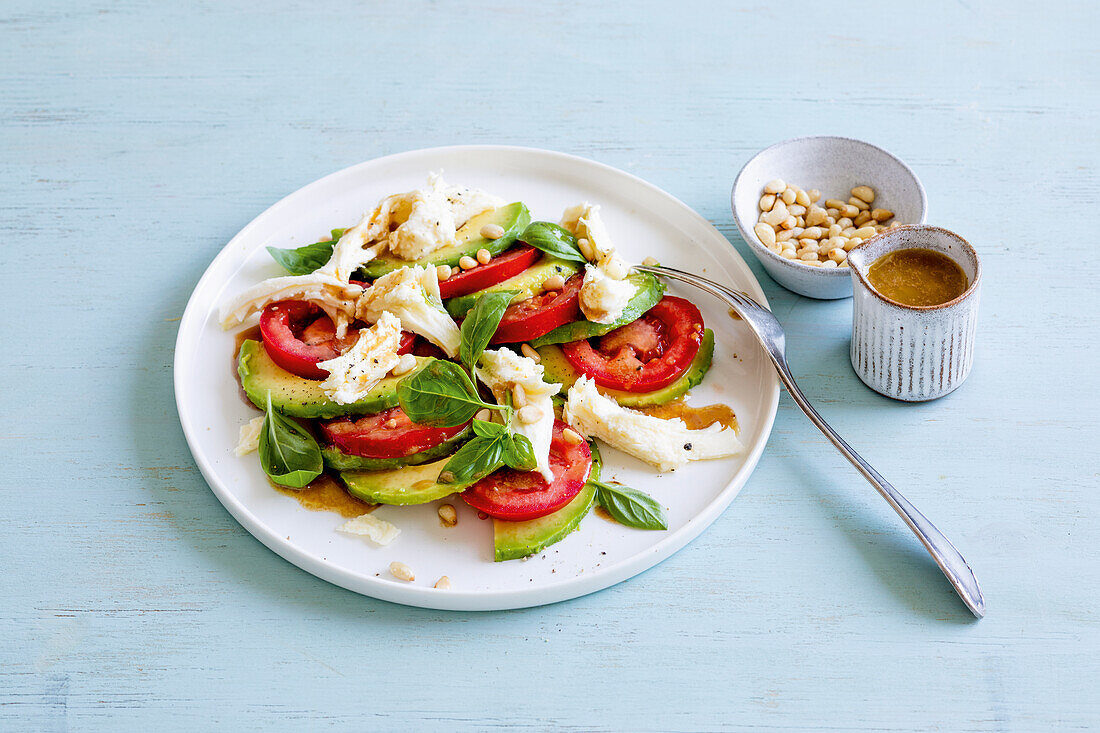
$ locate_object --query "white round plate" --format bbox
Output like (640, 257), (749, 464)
(174, 146), (780, 611)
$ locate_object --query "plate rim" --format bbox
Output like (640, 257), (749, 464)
(173, 144), (780, 611)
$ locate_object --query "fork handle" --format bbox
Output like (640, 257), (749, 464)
(771, 358), (986, 617)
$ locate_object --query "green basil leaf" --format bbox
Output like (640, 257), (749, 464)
(258, 391), (323, 488)
(459, 291), (516, 372)
(441, 435), (506, 486)
(519, 222), (588, 263)
(472, 418), (507, 440)
(266, 240), (336, 275)
(503, 432), (537, 472)
(397, 358), (494, 427)
(593, 479), (667, 530)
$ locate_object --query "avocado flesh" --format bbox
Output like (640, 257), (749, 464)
(536, 328), (715, 408)
(493, 443), (602, 562)
(340, 456), (476, 505)
(528, 272), (665, 347)
(237, 340), (426, 419)
(320, 424), (472, 471)
(444, 255), (581, 318)
(358, 202), (531, 279)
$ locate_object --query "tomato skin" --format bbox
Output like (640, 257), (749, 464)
(438, 245), (541, 299)
(461, 421), (592, 521)
(490, 274), (583, 345)
(560, 296), (704, 392)
(260, 301), (360, 379)
(319, 408), (469, 458)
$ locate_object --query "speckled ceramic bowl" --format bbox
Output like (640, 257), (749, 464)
(847, 226), (981, 401)
(731, 136), (927, 299)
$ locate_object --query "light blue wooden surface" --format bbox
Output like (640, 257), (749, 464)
(3, 0), (1098, 730)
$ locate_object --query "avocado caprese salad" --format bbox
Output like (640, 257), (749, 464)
(222, 174), (743, 562)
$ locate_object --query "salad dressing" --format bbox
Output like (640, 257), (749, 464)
(867, 248), (967, 307)
(271, 474), (376, 517)
(638, 399), (738, 432)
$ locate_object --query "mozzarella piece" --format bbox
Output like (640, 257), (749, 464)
(316, 312), (403, 404)
(563, 377), (743, 473)
(234, 416), (264, 457)
(337, 513), (401, 546)
(356, 265), (461, 357)
(579, 263), (637, 325)
(317, 214), (388, 282)
(377, 173), (502, 261)
(219, 272), (361, 337)
(561, 203), (638, 324)
(477, 348), (561, 482)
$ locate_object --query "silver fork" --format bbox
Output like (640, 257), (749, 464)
(636, 264), (985, 618)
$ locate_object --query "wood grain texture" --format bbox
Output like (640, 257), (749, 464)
(2, 0), (1098, 730)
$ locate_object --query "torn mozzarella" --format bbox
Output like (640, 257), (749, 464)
(316, 311), (403, 404)
(337, 513), (401, 546)
(219, 272), (361, 337)
(477, 348), (561, 482)
(579, 263), (637, 324)
(561, 203), (638, 324)
(317, 214), (388, 282)
(234, 416), (264, 457)
(563, 377), (743, 472)
(356, 265), (460, 357)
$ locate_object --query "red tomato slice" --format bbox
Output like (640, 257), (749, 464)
(490, 274), (583, 344)
(319, 408), (469, 459)
(461, 421), (592, 521)
(560, 296), (704, 392)
(260, 300), (413, 380)
(438, 245), (541, 299)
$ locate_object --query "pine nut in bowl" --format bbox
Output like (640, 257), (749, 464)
(731, 136), (927, 299)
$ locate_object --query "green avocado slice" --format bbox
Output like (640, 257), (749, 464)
(536, 329), (715, 408)
(320, 424), (473, 472)
(358, 202), (531, 279)
(237, 340), (427, 419)
(528, 272), (665, 347)
(444, 255), (581, 318)
(492, 443), (602, 561)
(340, 456), (476, 506)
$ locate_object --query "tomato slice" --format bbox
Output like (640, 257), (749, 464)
(490, 274), (583, 344)
(319, 408), (469, 458)
(560, 296), (704, 392)
(260, 300), (413, 380)
(438, 245), (541, 299)
(461, 421), (592, 521)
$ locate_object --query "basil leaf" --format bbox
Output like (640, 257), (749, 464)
(519, 222), (588, 263)
(441, 435), (506, 485)
(472, 418), (507, 439)
(258, 392), (323, 488)
(503, 432), (537, 472)
(266, 240), (336, 275)
(593, 479), (667, 530)
(459, 291), (516, 372)
(397, 358), (494, 427)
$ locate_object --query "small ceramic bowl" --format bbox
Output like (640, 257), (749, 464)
(731, 136), (927, 299)
(847, 226), (981, 401)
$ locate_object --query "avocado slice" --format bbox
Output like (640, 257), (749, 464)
(320, 424), (473, 472)
(528, 272), (665, 347)
(237, 340), (427, 419)
(537, 329), (715, 408)
(358, 202), (531, 279)
(444, 255), (582, 318)
(492, 443), (602, 561)
(340, 456), (477, 505)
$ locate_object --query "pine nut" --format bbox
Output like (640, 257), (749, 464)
(781, 216), (797, 230)
(780, 249), (797, 259)
(642, 256), (660, 267)
(801, 226), (824, 239)
(438, 504), (457, 527)
(761, 201), (788, 226)
(837, 217), (854, 229)
(764, 179), (786, 194)
(438, 470), (456, 483)
(577, 237), (594, 261)
(851, 185), (875, 204)
(383, 418), (398, 429)
(512, 383), (527, 407)
(391, 352), (417, 376)
(826, 207), (840, 218)
(828, 236), (849, 251)
(389, 562), (414, 582)
(434, 576), (452, 589)
(848, 197), (870, 212)
(851, 226), (875, 240)
(754, 223), (776, 247)
(436, 264), (452, 281)
(776, 229), (795, 242)
(787, 204), (806, 217)
(842, 227), (857, 237)
(889, 221), (902, 228)
(794, 189), (810, 207)
(767, 242), (783, 254)
(517, 405), (543, 424)
(520, 343), (541, 362)
(808, 189), (822, 203)
(542, 274), (565, 291)
(805, 206), (827, 226)
(828, 248), (847, 263)
(828, 224), (842, 238)
(854, 211), (872, 226)
(799, 251), (819, 261)
(838, 259), (850, 268)
(780, 188), (796, 205)
(826, 216), (837, 227)
(459, 255), (478, 270)
(820, 259), (839, 269)
(476, 248), (492, 265)
(840, 204), (860, 218)
(802, 260), (824, 267)
(480, 223), (506, 240)
(759, 194), (776, 212)
(872, 208), (894, 222)
(799, 241), (821, 253)
(825, 199), (847, 210)
(843, 237), (861, 251)
(475, 409), (491, 421)
(562, 427), (584, 445)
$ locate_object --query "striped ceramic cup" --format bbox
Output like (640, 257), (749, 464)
(847, 226), (981, 401)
